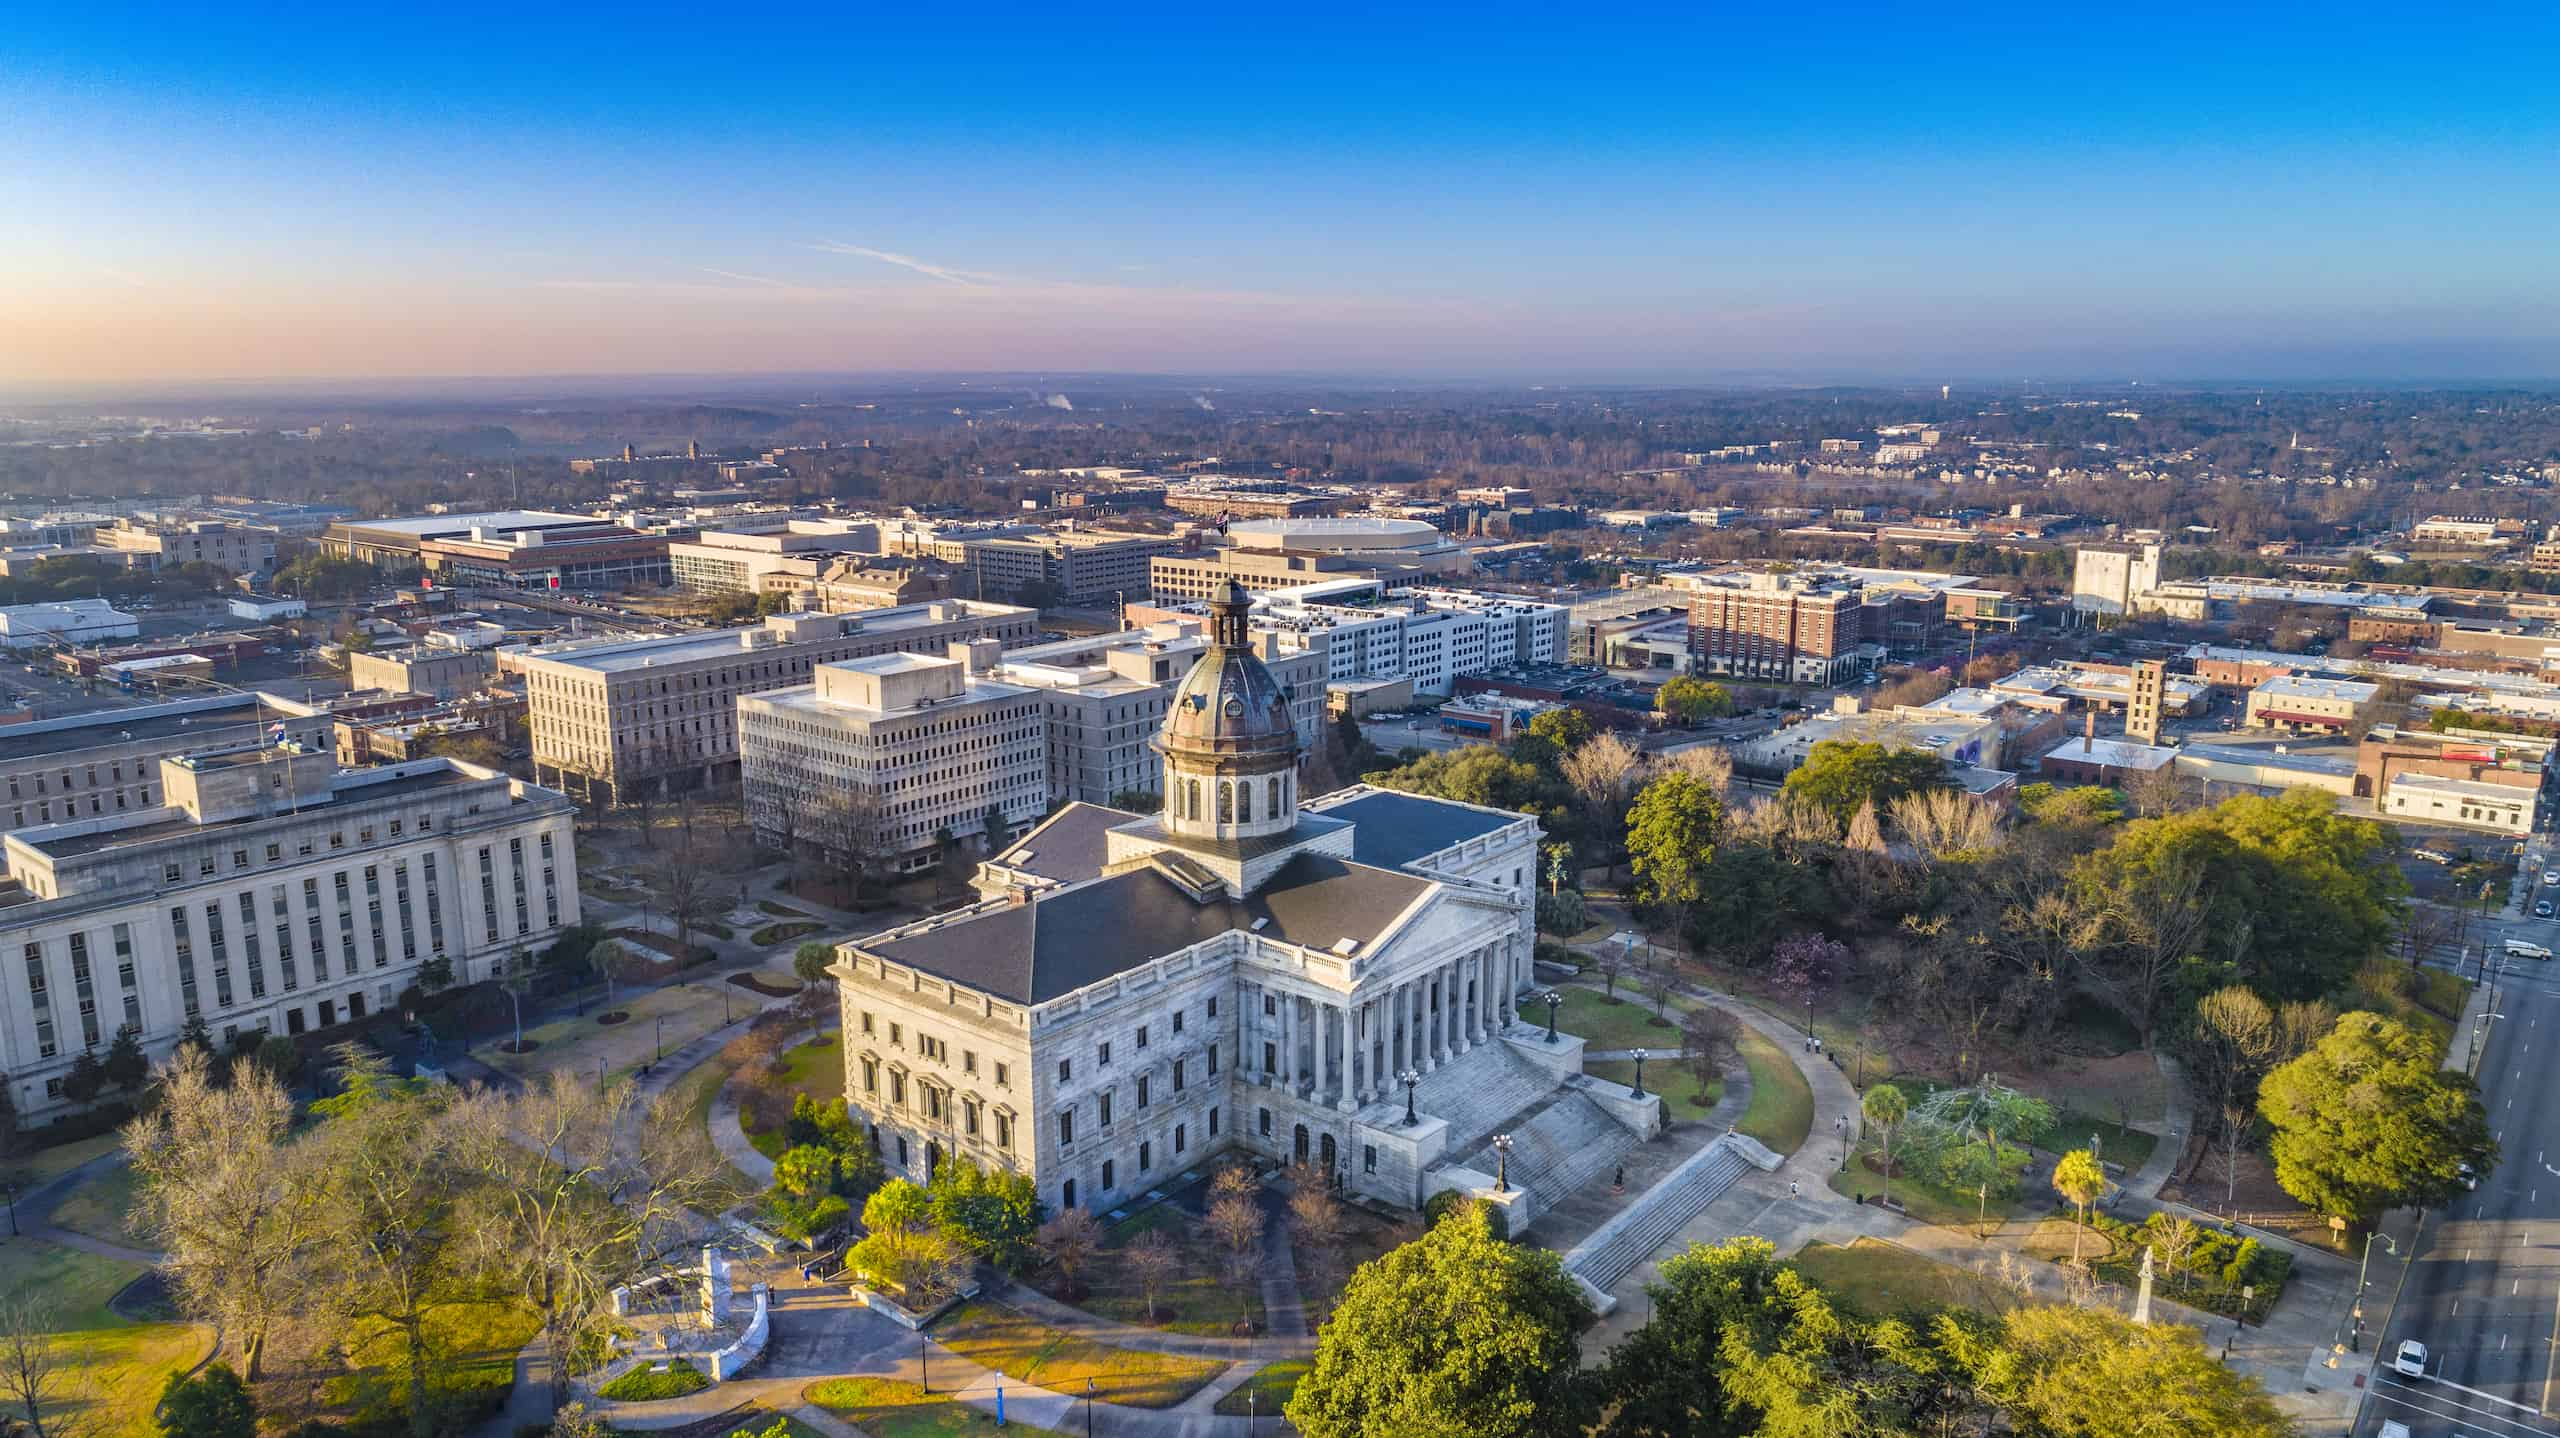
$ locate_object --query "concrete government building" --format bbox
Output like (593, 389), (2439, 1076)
(0, 742), (579, 1119)
(832, 581), (1659, 1224)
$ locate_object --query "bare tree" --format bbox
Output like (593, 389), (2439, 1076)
(649, 832), (725, 970)
(1680, 1005), (1739, 1095)
(1124, 1229), (1180, 1324)
(123, 1045), (319, 1382)
(1562, 734), (1644, 879)
(2215, 1104), (2254, 1211)
(1593, 942), (1627, 1000)
(1204, 1192), (1266, 1330)
(455, 1070), (728, 1418)
(0, 1291), (93, 1438)
(1035, 1208), (1103, 1297)
(2085, 857), (2209, 1048)
(1888, 789), (2001, 859)
(2275, 999), (2339, 1063)
(2181, 986), (2277, 1133)
(1658, 743), (1733, 801)
(2123, 761), (2193, 819)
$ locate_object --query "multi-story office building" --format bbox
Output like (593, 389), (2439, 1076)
(0, 744), (578, 1119)
(321, 510), (607, 567)
(521, 601), (1038, 803)
(957, 530), (1180, 606)
(1149, 547), (1421, 604)
(667, 520), (881, 596)
(1159, 485), (1349, 519)
(347, 646), (498, 700)
(1679, 568), (1958, 685)
(832, 581), (1657, 1221)
(94, 519), (280, 576)
(416, 522), (671, 591)
(737, 652), (1047, 870)
(2070, 542), (2164, 616)
(0, 692), (337, 836)
(994, 622), (1329, 806)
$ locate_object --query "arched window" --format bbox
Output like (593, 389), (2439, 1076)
(1267, 776), (1282, 815)
(1185, 778), (1201, 821)
(1238, 783), (1252, 823)
(1218, 782), (1233, 823)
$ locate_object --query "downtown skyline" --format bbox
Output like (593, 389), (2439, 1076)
(5, 2), (2558, 386)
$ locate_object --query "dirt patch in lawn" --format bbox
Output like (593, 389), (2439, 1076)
(727, 971), (802, 998)
(597, 1011), (631, 1025)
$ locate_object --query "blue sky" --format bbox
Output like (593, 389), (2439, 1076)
(4, 3), (2557, 384)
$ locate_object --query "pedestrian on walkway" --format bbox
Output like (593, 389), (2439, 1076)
(1789, 1181), (1799, 1198)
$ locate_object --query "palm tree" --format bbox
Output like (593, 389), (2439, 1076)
(2053, 1148), (2109, 1264)
(1861, 1083), (1908, 1208)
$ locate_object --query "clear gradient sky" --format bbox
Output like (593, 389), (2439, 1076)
(4, 3), (2557, 386)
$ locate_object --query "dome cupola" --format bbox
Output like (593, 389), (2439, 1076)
(1157, 579), (1300, 841)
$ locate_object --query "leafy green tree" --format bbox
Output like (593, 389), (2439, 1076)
(58, 1051), (106, 1107)
(1680, 840), (1829, 956)
(1366, 746), (1565, 818)
(157, 1361), (257, 1438)
(793, 941), (837, 987)
(1956, 1303), (2291, 1437)
(1781, 740), (1952, 825)
(927, 1158), (1043, 1273)
(2073, 789), (2403, 1005)
(774, 1145), (841, 1199)
(1526, 707), (1593, 750)
(2017, 782), (2126, 829)
(2258, 1010), (2495, 1222)
(1653, 676), (1733, 725)
(1626, 770), (1725, 908)
(1289, 1203), (1596, 1438)
(2052, 1148), (2108, 1263)
(1109, 787), (1163, 813)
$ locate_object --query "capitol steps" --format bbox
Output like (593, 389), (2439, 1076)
(1564, 1138), (1758, 1296)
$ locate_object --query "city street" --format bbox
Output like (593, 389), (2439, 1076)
(2359, 858), (2560, 1437)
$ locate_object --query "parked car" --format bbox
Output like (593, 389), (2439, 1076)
(2536, 899), (2553, 919)
(2394, 1339), (2430, 1379)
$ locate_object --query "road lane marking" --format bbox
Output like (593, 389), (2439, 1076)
(2399, 1372), (2553, 1418)
(2375, 1376), (2560, 1436)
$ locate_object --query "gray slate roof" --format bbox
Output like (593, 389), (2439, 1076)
(864, 851), (1432, 1005)
(990, 802), (1143, 886)
(1314, 790), (1518, 871)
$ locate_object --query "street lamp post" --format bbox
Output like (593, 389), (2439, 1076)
(920, 1332), (929, 1393)
(1977, 1183), (1989, 1241)
(1540, 990), (1562, 1044)
(1399, 1068), (1422, 1127)
(1085, 1377), (1097, 1438)
(1493, 1133), (1514, 1193)
(1629, 1048), (1647, 1099)
(2338, 1231), (2398, 1353)
(656, 1016), (666, 1064)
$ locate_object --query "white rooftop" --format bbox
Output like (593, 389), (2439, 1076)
(2254, 674), (2382, 704)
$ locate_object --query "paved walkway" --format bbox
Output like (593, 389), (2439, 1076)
(17, 1148), (163, 1267)
(2123, 1050), (2193, 1199)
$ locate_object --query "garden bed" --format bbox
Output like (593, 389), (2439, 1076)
(2070, 1208), (2291, 1321)
(727, 971), (803, 998)
(805, 1377), (1072, 1437)
(597, 1010), (631, 1025)
(598, 1358), (711, 1401)
(750, 921), (824, 947)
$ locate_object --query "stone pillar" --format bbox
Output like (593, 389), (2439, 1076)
(1277, 991), (1293, 1085)
(1335, 1004), (1357, 1112)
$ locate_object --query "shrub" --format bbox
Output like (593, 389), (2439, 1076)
(1532, 940), (1579, 972)
(596, 1360), (711, 1402)
(1420, 1190), (1508, 1240)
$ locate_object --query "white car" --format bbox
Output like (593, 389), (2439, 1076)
(2394, 1339), (2429, 1378)
(2545, 870), (2559, 886)
(2379, 1421), (2411, 1438)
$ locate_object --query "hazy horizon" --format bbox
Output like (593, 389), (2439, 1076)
(7, 4), (2556, 386)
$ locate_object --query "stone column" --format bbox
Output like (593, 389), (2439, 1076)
(1421, 978), (1439, 1073)
(1277, 991), (1293, 1086)
(1473, 948), (1490, 1042)
(1335, 1004), (1357, 1112)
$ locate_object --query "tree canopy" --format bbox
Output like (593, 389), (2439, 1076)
(1655, 676), (1735, 724)
(1781, 741), (1952, 825)
(2258, 1010), (2496, 1221)
(1287, 1203), (1596, 1438)
(1626, 770), (1725, 909)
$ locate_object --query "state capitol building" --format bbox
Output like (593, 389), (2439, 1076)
(831, 580), (1659, 1220)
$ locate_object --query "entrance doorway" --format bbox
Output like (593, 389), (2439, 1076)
(1293, 1123), (1310, 1165)
(1319, 1133), (1337, 1178)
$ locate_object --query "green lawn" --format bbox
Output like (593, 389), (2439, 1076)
(1212, 1359), (1309, 1417)
(8, 1129), (127, 1185)
(1791, 1237), (2028, 1318)
(47, 1159), (141, 1246)
(740, 1034), (845, 1160)
(1079, 1205), (1264, 1336)
(930, 1300), (1225, 1409)
(1551, 987), (1687, 1050)
(805, 1377), (1073, 1437)
(0, 1237), (209, 1436)
(1826, 1159), (2033, 1232)
(759, 900), (815, 919)
(1586, 1059), (1720, 1121)
(1732, 1024), (1815, 1153)
(326, 1295), (541, 1431)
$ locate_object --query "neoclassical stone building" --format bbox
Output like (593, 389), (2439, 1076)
(833, 580), (1656, 1218)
